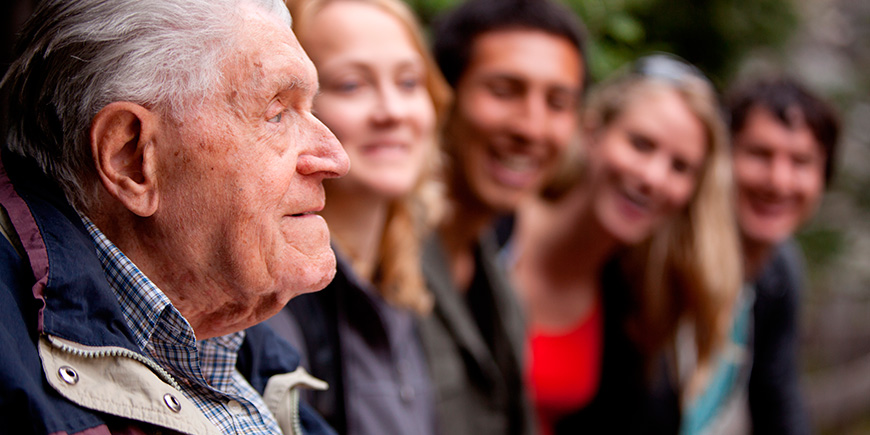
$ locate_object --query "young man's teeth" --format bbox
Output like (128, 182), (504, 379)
(499, 154), (535, 171)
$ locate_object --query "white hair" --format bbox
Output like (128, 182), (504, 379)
(1, 0), (292, 211)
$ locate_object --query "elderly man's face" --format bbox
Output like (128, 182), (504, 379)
(154, 5), (348, 336)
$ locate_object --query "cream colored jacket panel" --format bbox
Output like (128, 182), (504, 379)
(39, 334), (328, 435)
(39, 335), (220, 435)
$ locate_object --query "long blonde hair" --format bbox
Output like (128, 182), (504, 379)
(286, 0), (451, 314)
(584, 57), (742, 391)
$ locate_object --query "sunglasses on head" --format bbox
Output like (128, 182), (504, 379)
(631, 53), (712, 88)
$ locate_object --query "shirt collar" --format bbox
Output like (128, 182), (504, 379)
(78, 215), (278, 433)
(79, 214), (191, 351)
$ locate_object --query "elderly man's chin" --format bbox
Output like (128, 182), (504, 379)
(278, 214), (337, 297)
(286, 249), (337, 297)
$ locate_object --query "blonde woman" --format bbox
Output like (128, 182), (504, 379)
(264, 0), (450, 433)
(510, 54), (742, 434)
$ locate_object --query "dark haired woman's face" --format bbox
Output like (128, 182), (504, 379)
(447, 29), (583, 213)
(732, 105), (825, 249)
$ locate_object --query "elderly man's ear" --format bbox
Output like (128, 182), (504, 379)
(90, 102), (160, 217)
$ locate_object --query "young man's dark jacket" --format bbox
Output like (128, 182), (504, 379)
(0, 148), (331, 435)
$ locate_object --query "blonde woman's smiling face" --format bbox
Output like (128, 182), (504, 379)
(302, 1), (437, 200)
(587, 87), (707, 244)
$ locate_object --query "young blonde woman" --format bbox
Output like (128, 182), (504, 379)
(264, 0), (450, 434)
(509, 54), (742, 434)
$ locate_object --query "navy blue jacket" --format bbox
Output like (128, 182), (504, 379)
(749, 240), (809, 435)
(0, 149), (332, 435)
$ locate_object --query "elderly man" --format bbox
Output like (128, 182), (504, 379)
(0, 0), (348, 434)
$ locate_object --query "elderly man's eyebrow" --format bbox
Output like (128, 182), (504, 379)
(226, 69), (312, 109)
(272, 73), (314, 96)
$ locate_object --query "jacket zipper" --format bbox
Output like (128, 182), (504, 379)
(46, 335), (182, 391)
(288, 387), (302, 435)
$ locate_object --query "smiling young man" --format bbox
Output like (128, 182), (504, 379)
(0, 0), (349, 433)
(726, 76), (840, 434)
(418, 1), (588, 434)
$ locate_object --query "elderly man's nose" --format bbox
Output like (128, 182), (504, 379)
(297, 123), (350, 178)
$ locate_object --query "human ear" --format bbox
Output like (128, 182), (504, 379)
(90, 102), (159, 217)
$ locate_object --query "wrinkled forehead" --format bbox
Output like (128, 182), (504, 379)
(214, 5), (315, 107)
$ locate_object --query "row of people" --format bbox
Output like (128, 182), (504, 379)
(264, 0), (582, 434)
(261, 0), (841, 434)
(0, 0), (839, 434)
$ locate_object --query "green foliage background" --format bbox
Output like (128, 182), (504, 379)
(406, 0), (799, 89)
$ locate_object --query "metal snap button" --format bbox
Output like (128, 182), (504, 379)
(163, 393), (182, 413)
(226, 399), (243, 415)
(58, 366), (79, 385)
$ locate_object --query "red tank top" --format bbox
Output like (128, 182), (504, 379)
(527, 298), (603, 435)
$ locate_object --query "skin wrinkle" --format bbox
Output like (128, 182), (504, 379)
(99, 3), (346, 339)
(225, 30), (313, 124)
(188, 54), (289, 308)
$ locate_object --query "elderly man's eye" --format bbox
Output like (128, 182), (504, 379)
(268, 113), (283, 123)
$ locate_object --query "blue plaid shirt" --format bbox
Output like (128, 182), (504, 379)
(80, 216), (283, 435)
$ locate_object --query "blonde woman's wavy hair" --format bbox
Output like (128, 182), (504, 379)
(585, 55), (742, 393)
(286, 0), (452, 314)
